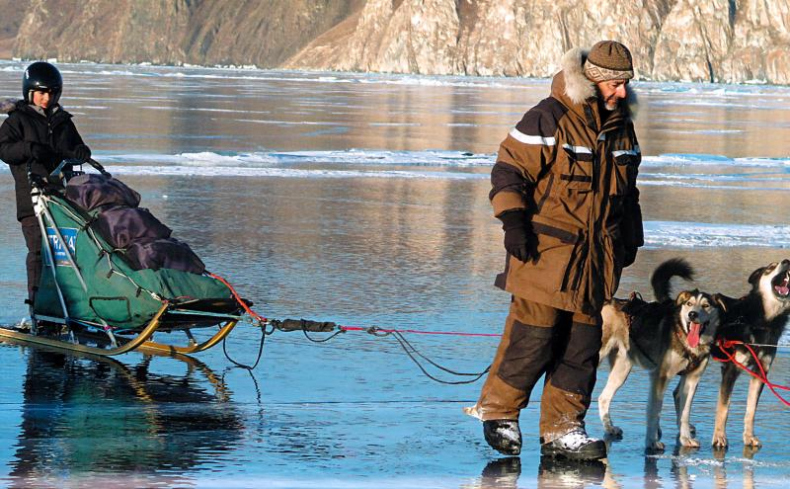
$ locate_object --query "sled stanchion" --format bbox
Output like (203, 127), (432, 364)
(34, 193), (70, 324)
(138, 319), (240, 355)
(184, 320), (239, 353)
(69, 301), (168, 356)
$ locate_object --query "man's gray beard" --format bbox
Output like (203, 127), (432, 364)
(604, 101), (617, 111)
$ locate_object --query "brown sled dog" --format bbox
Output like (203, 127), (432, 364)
(712, 259), (790, 449)
(598, 258), (725, 453)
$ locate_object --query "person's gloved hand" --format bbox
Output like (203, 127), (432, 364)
(499, 210), (532, 263)
(28, 172), (45, 188)
(28, 142), (58, 162)
(70, 144), (91, 163)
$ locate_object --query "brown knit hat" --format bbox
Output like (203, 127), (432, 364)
(584, 41), (634, 82)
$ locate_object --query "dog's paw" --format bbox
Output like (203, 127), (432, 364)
(604, 425), (623, 439)
(743, 434), (762, 448)
(645, 440), (665, 454)
(711, 433), (728, 448)
(679, 435), (700, 448)
(743, 445), (760, 459)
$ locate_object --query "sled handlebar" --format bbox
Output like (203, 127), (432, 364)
(54, 157), (111, 178)
(49, 158), (81, 179)
(27, 156), (111, 189)
(87, 158), (111, 178)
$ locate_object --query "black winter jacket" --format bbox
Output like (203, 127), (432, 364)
(0, 101), (87, 220)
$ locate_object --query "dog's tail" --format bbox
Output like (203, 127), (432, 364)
(651, 258), (694, 302)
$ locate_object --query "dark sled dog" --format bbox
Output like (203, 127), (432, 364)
(712, 259), (790, 449)
(598, 258), (725, 452)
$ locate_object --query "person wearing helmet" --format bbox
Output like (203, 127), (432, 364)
(0, 61), (92, 309)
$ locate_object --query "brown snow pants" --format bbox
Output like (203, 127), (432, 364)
(474, 296), (602, 443)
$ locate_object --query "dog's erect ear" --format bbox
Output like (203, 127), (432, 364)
(713, 293), (734, 313)
(676, 290), (693, 305)
(748, 266), (768, 285)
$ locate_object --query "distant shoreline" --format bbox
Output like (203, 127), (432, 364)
(0, 58), (777, 88)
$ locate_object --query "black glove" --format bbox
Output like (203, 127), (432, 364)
(28, 142), (57, 162)
(28, 172), (45, 188)
(499, 210), (532, 263)
(70, 144), (91, 163)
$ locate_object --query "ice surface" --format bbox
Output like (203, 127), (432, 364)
(643, 221), (790, 248)
(8, 149), (780, 172)
(0, 61), (787, 487)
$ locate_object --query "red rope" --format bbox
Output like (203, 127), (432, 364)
(339, 325), (502, 337)
(210, 273), (505, 338)
(715, 338), (790, 407)
(203, 277), (790, 371)
(208, 272), (268, 324)
(208, 273), (503, 338)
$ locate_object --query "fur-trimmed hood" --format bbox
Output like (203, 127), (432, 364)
(0, 98), (64, 118)
(551, 47), (637, 119)
(0, 98), (18, 114)
(557, 47), (596, 105)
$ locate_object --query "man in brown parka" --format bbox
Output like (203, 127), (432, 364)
(465, 41), (644, 461)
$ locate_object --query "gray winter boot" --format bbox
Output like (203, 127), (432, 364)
(540, 429), (607, 461)
(483, 419), (522, 456)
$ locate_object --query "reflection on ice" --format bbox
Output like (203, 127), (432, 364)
(690, 129), (744, 135)
(19, 149), (779, 173)
(3, 348), (242, 487)
(92, 150), (790, 172)
(644, 154), (788, 166)
(643, 221), (790, 248)
(95, 149), (495, 168)
(105, 165), (485, 180)
(465, 451), (774, 489)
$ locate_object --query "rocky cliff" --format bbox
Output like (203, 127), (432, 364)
(12, 0), (364, 67)
(7, 0), (790, 84)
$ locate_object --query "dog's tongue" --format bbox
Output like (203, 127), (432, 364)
(777, 277), (790, 296)
(688, 322), (701, 349)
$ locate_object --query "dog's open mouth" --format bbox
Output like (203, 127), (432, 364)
(773, 271), (790, 299)
(687, 321), (704, 348)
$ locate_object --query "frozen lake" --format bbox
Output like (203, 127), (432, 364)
(0, 62), (787, 487)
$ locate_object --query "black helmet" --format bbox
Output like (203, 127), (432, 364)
(23, 61), (62, 104)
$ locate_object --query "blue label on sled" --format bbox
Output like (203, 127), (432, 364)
(44, 227), (78, 267)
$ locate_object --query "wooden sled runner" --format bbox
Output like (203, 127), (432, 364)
(0, 302), (241, 357)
